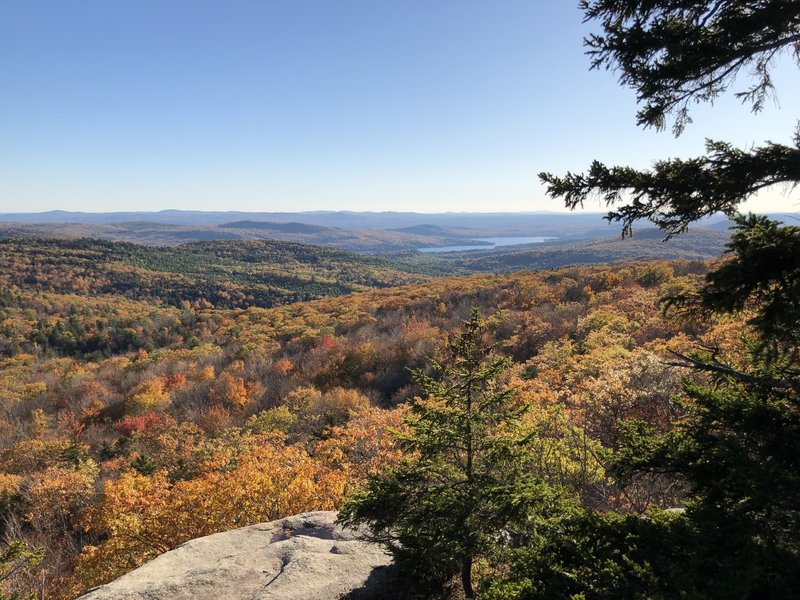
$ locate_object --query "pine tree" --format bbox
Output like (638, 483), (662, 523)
(339, 309), (564, 598)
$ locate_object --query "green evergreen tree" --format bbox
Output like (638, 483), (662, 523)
(131, 453), (159, 476)
(339, 309), (565, 598)
(523, 1), (800, 597)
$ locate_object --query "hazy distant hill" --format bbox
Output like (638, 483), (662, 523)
(2, 209), (791, 238)
(395, 227), (732, 275)
(0, 210), (631, 252)
(2, 210), (763, 252)
(391, 224), (475, 237)
(220, 221), (331, 234)
(0, 209), (621, 238)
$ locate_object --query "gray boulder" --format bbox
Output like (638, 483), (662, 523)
(79, 511), (403, 600)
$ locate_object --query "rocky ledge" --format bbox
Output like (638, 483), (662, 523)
(79, 511), (403, 600)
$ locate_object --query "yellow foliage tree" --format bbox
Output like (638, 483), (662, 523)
(25, 466), (96, 535)
(209, 372), (250, 412)
(127, 378), (170, 414)
(0, 439), (74, 474)
(313, 405), (408, 493)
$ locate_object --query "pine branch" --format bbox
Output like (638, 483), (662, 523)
(664, 348), (795, 390)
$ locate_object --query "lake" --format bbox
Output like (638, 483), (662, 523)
(418, 236), (555, 253)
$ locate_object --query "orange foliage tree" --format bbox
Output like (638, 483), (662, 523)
(74, 433), (347, 592)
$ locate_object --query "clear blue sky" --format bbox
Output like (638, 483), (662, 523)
(1, 0), (798, 213)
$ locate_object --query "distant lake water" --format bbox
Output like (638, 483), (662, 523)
(418, 236), (555, 253)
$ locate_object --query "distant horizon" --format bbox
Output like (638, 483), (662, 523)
(1, 208), (612, 216)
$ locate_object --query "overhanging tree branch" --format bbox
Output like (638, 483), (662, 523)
(540, 138), (800, 237)
(580, 0), (800, 133)
(664, 348), (796, 389)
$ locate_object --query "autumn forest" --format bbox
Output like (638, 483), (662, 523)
(0, 231), (746, 597)
(4, 1), (800, 598)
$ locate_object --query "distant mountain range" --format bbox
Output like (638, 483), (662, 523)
(0, 209), (616, 233)
(220, 221), (332, 234)
(0, 208), (746, 236)
(1, 209), (790, 254)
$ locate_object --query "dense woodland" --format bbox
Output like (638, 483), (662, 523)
(0, 237), (433, 313)
(0, 220), (462, 253)
(0, 243), (739, 598)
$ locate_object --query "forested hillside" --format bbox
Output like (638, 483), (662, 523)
(0, 248), (741, 597)
(399, 227), (730, 274)
(0, 232), (730, 317)
(0, 220), (464, 252)
(0, 238), (432, 311)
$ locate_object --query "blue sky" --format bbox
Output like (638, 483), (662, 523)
(1, 0), (798, 213)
